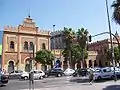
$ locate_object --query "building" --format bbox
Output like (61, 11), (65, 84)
(2, 16), (51, 73)
(0, 45), (2, 68)
(88, 31), (120, 67)
(51, 31), (98, 69)
(51, 31), (66, 49)
(51, 49), (98, 69)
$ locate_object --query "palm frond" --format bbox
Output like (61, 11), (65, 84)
(112, 0), (120, 25)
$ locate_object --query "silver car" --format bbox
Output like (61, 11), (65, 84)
(93, 67), (115, 80)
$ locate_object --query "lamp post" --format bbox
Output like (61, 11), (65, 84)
(105, 0), (117, 81)
(53, 25), (56, 67)
(29, 44), (35, 90)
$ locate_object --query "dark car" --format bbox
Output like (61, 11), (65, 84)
(73, 68), (88, 77)
(0, 70), (9, 86)
(45, 68), (64, 77)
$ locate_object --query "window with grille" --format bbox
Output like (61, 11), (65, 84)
(24, 41), (28, 50)
(10, 41), (14, 49)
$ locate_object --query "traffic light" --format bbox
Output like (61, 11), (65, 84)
(89, 35), (92, 42)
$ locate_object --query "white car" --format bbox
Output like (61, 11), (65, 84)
(64, 68), (75, 76)
(93, 67), (115, 80)
(10, 70), (23, 75)
(21, 70), (45, 80)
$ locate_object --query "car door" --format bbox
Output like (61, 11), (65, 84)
(38, 70), (44, 77)
(50, 69), (56, 76)
(33, 71), (39, 79)
(102, 68), (112, 79)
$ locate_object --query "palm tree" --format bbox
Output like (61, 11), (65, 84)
(62, 27), (75, 68)
(77, 28), (88, 68)
(112, 0), (120, 25)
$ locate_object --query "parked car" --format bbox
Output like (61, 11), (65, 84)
(45, 68), (64, 77)
(110, 67), (120, 78)
(9, 70), (23, 79)
(73, 68), (88, 77)
(64, 68), (75, 76)
(0, 70), (9, 86)
(10, 70), (23, 75)
(20, 70), (45, 80)
(93, 67), (115, 80)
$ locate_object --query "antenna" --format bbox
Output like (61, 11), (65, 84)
(28, 8), (31, 18)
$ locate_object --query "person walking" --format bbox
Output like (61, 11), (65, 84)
(89, 69), (94, 84)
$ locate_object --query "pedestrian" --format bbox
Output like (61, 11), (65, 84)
(2, 69), (6, 74)
(89, 69), (94, 85)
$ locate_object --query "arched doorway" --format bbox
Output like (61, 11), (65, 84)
(89, 60), (92, 68)
(77, 61), (81, 69)
(55, 59), (61, 68)
(94, 60), (97, 67)
(8, 61), (14, 73)
(25, 58), (30, 72)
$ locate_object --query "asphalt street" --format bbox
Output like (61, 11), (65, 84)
(1, 76), (120, 90)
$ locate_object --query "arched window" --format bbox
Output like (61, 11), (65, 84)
(24, 41), (28, 50)
(10, 41), (14, 49)
(42, 43), (46, 49)
(30, 42), (34, 50)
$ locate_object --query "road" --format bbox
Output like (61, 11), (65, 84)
(0, 76), (120, 90)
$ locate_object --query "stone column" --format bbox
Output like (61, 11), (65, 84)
(2, 33), (6, 70)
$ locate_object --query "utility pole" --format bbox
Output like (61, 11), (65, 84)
(29, 44), (34, 90)
(105, 0), (117, 81)
(53, 25), (56, 67)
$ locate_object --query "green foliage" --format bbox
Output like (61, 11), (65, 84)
(114, 47), (120, 62)
(62, 27), (75, 47)
(35, 50), (54, 65)
(77, 28), (89, 48)
(71, 44), (88, 61)
(62, 27), (89, 67)
(106, 46), (120, 62)
(62, 44), (88, 62)
(112, 0), (120, 25)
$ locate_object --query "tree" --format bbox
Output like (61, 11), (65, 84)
(62, 44), (88, 69)
(71, 44), (88, 62)
(106, 46), (120, 66)
(114, 47), (120, 64)
(77, 28), (89, 67)
(112, 0), (120, 25)
(62, 27), (75, 68)
(35, 50), (54, 71)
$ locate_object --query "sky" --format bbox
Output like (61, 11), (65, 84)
(0, 0), (120, 42)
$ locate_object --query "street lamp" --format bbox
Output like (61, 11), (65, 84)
(29, 44), (35, 90)
(105, 0), (117, 81)
(53, 25), (56, 67)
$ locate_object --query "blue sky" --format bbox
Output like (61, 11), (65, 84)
(0, 0), (119, 42)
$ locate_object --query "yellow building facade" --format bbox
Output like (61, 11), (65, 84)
(2, 16), (51, 73)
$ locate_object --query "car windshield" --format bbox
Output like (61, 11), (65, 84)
(94, 69), (101, 73)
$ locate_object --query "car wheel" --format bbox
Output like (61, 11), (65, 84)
(97, 76), (101, 80)
(111, 75), (115, 80)
(24, 76), (28, 80)
(45, 74), (48, 78)
(39, 76), (43, 79)
(57, 74), (61, 77)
